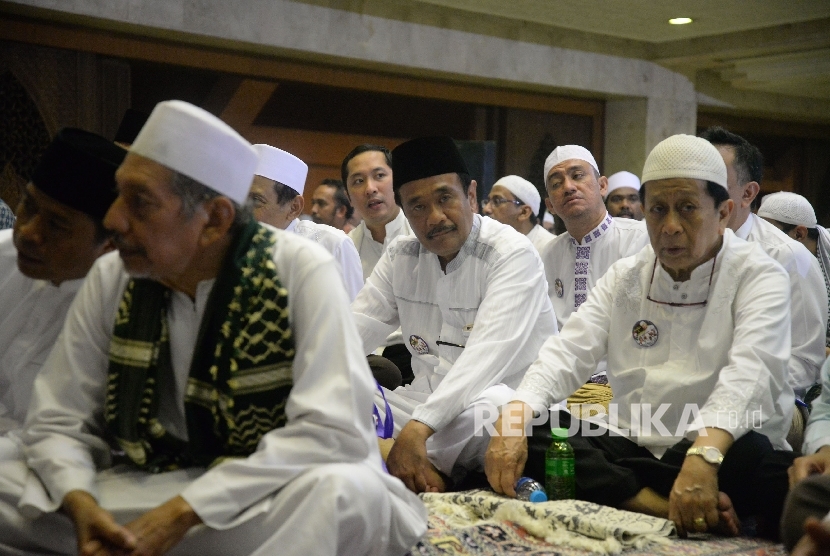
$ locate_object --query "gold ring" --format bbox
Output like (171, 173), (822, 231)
(694, 517), (706, 528)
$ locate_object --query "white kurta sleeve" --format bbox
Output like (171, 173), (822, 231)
(181, 248), (380, 528)
(803, 357), (830, 455)
(513, 263), (616, 408)
(410, 246), (554, 431)
(331, 235), (364, 302)
(21, 257), (123, 508)
(786, 255), (828, 394)
(697, 259), (791, 440)
(351, 248), (400, 355)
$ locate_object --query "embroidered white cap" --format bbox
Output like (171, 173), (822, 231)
(253, 144), (309, 195)
(130, 100), (258, 205)
(605, 171), (641, 196)
(492, 175), (542, 214)
(758, 191), (817, 227)
(543, 145), (600, 183)
(641, 134), (727, 189)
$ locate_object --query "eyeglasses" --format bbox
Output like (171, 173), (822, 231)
(484, 196), (523, 208)
(646, 253), (716, 308)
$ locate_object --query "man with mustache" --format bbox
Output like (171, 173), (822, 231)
(605, 171), (644, 220)
(310, 179), (354, 233)
(538, 147), (648, 409)
(0, 101), (426, 555)
(486, 134), (796, 540)
(0, 128), (123, 453)
(352, 136), (557, 493)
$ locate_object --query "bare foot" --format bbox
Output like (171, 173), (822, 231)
(423, 462), (450, 493)
(712, 492), (741, 536)
(378, 438), (395, 462)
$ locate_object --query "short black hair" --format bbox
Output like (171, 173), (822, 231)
(319, 178), (354, 220)
(780, 222), (820, 241)
(699, 127), (764, 186)
(395, 172), (471, 207)
(639, 180), (730, 208)
(341, 145), (392, 185)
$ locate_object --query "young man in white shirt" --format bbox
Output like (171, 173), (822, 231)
(482, 174), (554, 253)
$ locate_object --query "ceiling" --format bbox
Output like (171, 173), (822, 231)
(412, 0), (830, 101)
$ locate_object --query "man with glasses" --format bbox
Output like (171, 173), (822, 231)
(482, 175), (554, 253)
(486, 134), (796, 540)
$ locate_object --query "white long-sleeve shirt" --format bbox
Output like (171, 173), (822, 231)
(736, 213), (828, 396)
(525, 223), (556, 254)
(538, 213), (649, 330)
(803, 357), (830, 455)
(516, 230), (795, 454)
(0, 230), (83, 434)
(286, 218), (363, 301)
(18, 226), (425, 541)
(352, 214), (558, 432)
(349, 208), (412, 281)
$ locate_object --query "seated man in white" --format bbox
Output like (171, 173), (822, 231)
(481, 175), (554, 253)
(604, 170), (643, 220)
(0, 101), (426, 556)
(0, 128), (124, 449)
(700, 126), (827, 399)
(249, 143), (363, 301)
(352, 136), (557, 493)
(486, 134), (796, 540)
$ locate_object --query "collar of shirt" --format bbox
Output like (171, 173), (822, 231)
(286, 218), (299, 233)
(444, 213), (482, 275)
(569, 212), (614, 247)
(734, 213), (754, 240)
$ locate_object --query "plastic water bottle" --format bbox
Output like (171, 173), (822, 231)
(514, 477), (547, 502)
(545, 427), (575, 500)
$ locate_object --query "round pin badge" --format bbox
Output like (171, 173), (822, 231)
(554, 278), (564, 298)
(409, 335), (430, 355)
(632, 320), (658, 347)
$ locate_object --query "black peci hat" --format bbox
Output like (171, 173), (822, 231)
(31, 128), (126, 221)
(392, 136), (470, 191)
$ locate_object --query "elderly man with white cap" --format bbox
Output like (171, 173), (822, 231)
(701, 127), (827, 400)
(353, 136), (557, 494)
(758, 191), (830, 356)
(486, 134), (796, 539)
(250, 143), (363, 301)
(604, 170), (643, 220)
(0, 100), (426, 556)
(482, 175), (554, 253)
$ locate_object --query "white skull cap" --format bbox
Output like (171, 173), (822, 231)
(544, 145), (599, 183)
(641, 134), (727, 190)
(130, 100), (258, 205)
(606, 171), (641, 196)
(492, 175), (542, 214)
(758, 191), (817, 227)
(253, 144), (308, 195)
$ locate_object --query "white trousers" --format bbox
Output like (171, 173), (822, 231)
(0, 460), (417, 556)
(377, 383), (513, 477)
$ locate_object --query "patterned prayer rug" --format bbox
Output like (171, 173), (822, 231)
(406, 490), (786, 556)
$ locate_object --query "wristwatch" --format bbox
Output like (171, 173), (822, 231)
(686, 446), (724, 466)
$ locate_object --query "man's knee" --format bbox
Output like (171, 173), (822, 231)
(781, 474), (830, 550)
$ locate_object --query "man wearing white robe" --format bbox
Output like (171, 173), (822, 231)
(0, 128), (123, 446)
(353, 136), (557, 493)
(757, 191), (830, 357)
(249, 144), (363, 301)
(481, 175), (554, 253)
(701, 127), (827, 398)
(0, 101), (426, 556)
(539, 146), (649, 333)
(486, 134), (796, 540)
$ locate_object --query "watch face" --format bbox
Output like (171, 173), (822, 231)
(704, 447), (721, 462)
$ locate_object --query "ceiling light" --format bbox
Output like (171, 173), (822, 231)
(669, 17), (693, 25)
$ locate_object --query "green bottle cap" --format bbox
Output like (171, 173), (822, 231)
(550, 427), (569, 440)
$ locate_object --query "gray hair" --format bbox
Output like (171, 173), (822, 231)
(171, 171), (253, 230)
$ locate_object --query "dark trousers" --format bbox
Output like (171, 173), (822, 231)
(523, 410), (796, 534)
